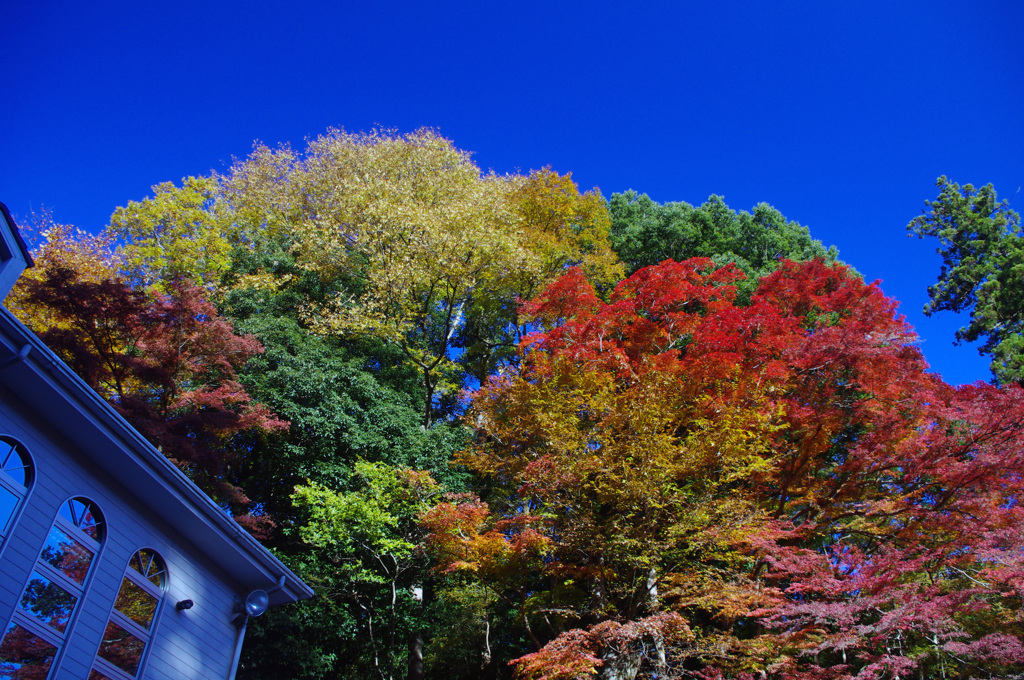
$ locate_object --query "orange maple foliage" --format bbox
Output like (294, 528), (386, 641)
(426, 258), (1024, 679)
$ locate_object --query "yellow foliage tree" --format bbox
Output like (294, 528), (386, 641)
(221, 129), (624, 426)
(108, 176), (233, 292)
(98, 128), (625, 428)
(459, 168), (624, 383)
(5, 214), (123, 330)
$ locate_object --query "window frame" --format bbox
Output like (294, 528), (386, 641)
(1, 496), (105, 680)
(0, 435), (33, 544)
(91, 548), (168, 680)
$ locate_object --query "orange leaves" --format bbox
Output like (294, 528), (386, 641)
(510, 628), (602, 680)
(420, 498), (550, 585)
(456, 259), (801, 638)
(446, 256), (1024, 677)
(6, 216), (122, 331)
(511, 613), (693, 680)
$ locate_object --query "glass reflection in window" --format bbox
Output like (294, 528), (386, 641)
(0, 436), (32, 542)
(59, 497), (103, 542)
(96, 621), (145, 676)
(114, 578), (158, 630)
(18, 572), (77, 633)
(128, 549), (166, 588)
(0, 622), (57, 680)
(39, 525), (93, 584)
(0, 486), (17, 535)
(0, 437), (30, 487)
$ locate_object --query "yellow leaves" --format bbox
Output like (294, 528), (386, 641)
(108, 176), (232, 292)
(6, 216), (122, 330)
(679, 392), (786, 489)
(510, 168), (624, 300)
(665, 570), (777, 624)
(229, 271), (291, 294)
(277, 128), (518, 334)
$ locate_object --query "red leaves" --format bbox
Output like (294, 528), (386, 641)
(455, 257), (1024, 678)
(512, 613), (692, 680)
(18, 264), (286, 510)
(511, 628), (602, 680)
(520, 266), (604, 327)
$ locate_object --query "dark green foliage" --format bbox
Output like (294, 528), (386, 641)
(225, 250), (469, 679)
(423, 583), (533, 680)
(238, 549), (355, 679)
(908, 176), (1024, 384)
(608, 191), (840, 299)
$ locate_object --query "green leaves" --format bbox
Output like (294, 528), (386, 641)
(294, 461), (438, 578)
(608, 191), (840, 301)
(908, 176), (1024, 383)
(289, 462), (442, 679)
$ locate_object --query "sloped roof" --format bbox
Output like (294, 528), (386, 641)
(0, 202), (33, 266)
(0, 206), (312, 607)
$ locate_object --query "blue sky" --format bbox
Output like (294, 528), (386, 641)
(3, 1), (1022, 385)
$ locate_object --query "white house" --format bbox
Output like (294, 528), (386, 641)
(0, 202), (313, 679)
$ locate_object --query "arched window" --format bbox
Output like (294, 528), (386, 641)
(91, 549), (167, 679)
(0, 497), (104, 679)
(0, 435), (33, 544)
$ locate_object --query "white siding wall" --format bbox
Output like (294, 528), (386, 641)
(0, 393), (245, 680)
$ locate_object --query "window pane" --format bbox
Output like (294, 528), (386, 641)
(88, 671), (112, 680)
(0, 486), (17, 535)
(115, 577), (158, 630)
(0, 439), (29, 488)
(0, 622), (57, 680)
(19, 572), (77, 633)
(97, 621), (144, 676)
(129, 549), (165, 589)
(59, 498), (103, 541)
(39, 526), (93, 585)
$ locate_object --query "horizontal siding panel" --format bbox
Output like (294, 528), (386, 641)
(55, 656), (91, 680)
(162, 613), (236, 662)
(7, 514), (47, 544)
(152, 628), (233, 679)
(145, 650), (210, 680)
(0, 534), (41, 568)
(0, 373), (287, 680)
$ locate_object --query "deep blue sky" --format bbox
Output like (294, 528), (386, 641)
(3, 1), (1022, 385)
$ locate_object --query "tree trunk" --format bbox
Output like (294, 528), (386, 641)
(406, 634), (423, 680)
(646, 567), (667, 674)
(599, 648), (641, 680)
(422, 368), (434, 428)
(406, 581), (427, 680)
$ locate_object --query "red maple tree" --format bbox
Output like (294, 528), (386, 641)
(17, 261), (286, 528)
(425, 259), (1024, 679)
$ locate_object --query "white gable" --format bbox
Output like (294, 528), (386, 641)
(0, 204), (32, 302)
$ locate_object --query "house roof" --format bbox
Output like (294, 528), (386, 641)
(0, 207), (312, 608)
(0, 202), (34, 267)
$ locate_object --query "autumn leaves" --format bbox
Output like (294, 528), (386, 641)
(9, 129), (1024, 679)
(437, 259), (1024, 678)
